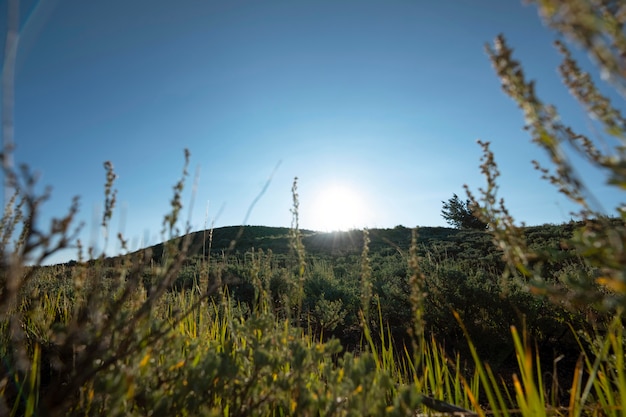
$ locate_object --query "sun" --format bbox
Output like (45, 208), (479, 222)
(308, 183), (371, 232)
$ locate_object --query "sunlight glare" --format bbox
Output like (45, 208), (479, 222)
(309, 183), (371, 232)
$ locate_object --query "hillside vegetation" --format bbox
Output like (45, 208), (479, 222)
(4, 219), (614, 415)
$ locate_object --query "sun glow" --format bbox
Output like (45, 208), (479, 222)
(308, 183), (371, 232)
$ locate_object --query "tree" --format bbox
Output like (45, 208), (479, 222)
(441, 194), (488, 230)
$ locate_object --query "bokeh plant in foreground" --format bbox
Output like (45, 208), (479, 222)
(465, 1), (626, 414)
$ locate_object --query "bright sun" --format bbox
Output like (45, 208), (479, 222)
(309, 184), (370, 232)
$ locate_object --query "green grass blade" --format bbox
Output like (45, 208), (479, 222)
(454, 310), (509, 417)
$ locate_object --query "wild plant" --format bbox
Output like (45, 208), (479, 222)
(462, 1), (626, 415)
(0, 151), (451, 416)
(289, 177), (306, 321)
(0, 151), (204, 415)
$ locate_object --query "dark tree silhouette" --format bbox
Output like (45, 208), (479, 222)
(441, 194), (487, 230)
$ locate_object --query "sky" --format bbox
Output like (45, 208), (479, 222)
(0, 0), (623, 264)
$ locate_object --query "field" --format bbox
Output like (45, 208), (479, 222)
(1, 196), (625, 416)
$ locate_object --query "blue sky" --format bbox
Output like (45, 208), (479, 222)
(1, 1), (623, 263)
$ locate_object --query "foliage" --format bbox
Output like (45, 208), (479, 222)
(461, 1), (626, 414)
(465, 0), (626, 311)
(1, 144), (617, 416)
(0, 155), (432, 416)
(441, 194), (488, 230)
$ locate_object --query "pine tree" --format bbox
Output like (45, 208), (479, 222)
(441, 194), (487, 230)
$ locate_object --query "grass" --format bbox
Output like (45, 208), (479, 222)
(1, 170), (623, 416)
(0, 155), (620, 416)
(0, 157), (620, 416)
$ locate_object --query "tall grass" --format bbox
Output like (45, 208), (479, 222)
(0, 149), (624, 416)
(3, 209), (626, 416)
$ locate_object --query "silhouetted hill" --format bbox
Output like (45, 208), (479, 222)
(77, 218), (622, 269)
(112, 221), (590, 266)
(133, 225), (489, 263)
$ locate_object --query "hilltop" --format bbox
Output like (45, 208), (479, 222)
(88, 221), (584, 272)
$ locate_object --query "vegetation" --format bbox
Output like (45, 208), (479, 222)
(0, 169), (619, 416)
(441, 194), (488, 230)
(2, 0), (626, 416)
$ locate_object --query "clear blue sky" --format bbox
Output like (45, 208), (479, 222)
(1, 1), (622, 263)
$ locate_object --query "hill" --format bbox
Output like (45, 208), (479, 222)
(100, 221), (582, 274)
(18, 219), (618, 413)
